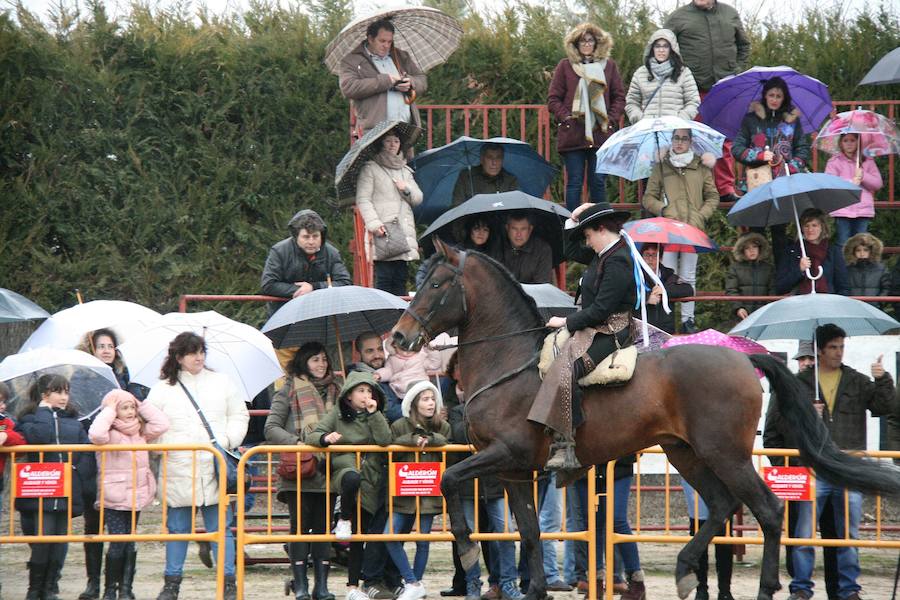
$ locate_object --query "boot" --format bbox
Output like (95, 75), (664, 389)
(288, 559), (311, 600)
(156, 575), (182, 600)
(620, 571), (646, 600)
(224, 575), (238, 600)
(312, 560), (336, 600)
(44, 560), (65, 600)
(80, 542), (104, 599)
(102, 553), (124, 600)
(545, 437), (581, 471)
(26, 561), (46, 600)
(119, 548), (138, 600)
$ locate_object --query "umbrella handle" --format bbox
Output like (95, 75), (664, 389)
(805, 265), (824, 282)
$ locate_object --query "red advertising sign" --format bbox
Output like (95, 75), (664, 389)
(14, 463), (70, 499)
(393, 462), (442, 497)
(761, 466), (813, 501)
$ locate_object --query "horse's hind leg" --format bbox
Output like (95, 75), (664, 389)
(662, 443), (741, 600)
(503, 478), (548, 600)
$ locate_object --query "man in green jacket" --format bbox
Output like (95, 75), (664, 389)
(664, 0), (751, 203)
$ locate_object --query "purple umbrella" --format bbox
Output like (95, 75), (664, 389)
(699, 66), (832, 140)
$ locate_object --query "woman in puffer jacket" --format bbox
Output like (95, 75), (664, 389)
(844, 232), (890, 302)
(624, 29), (700, 124)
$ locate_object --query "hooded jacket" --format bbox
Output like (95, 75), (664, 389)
(827, 153), (884, 219)
(844, 233), (890, 298)
(732, 102), (810, 176)
(261, 209), (352, 315)
(547, 23), (626, 153)
(356, 156), (423, 262)
(624, 29), (701, 123)
(640, 152), (719, 231)
(663, 0), (751, 91)
(725, 233), (775, 316)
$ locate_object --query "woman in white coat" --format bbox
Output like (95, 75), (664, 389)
(146, 332), (249, 600)
(624, 29), (700, 124)
(355, 128), (423, 296)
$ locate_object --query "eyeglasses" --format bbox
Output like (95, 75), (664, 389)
(671, 135), (691, 143)
(652, 43), (670, 49)
(579, 38), (596, 45)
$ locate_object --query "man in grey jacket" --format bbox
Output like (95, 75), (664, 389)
(664, 0), (751, 203)
(260, 209), (352, 316)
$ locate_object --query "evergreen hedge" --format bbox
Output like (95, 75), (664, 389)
(1, 0), (898, 330)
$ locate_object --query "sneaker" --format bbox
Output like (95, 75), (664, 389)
(348, 589), (370, 600)
(396, 583), (427, 600)
(499, 582), (523, 600)
(363, 583), (397, 600)
(333, 519), (353, 540)
(481, 585), (501, 600)
(575, 580), (589, 595)
(681, 318), (698, 334)
(546, 580), (572, 592)
(787, 592), (812, 600)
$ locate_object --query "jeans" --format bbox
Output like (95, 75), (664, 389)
(790, 479), (862, 597)
(662, 251), (698, 321)
(164, 504), (235, 577)
(375, 260), (409, 296)
(561, 150), (606, 212)
(384, 512), (436, 583)
(463, 498), (517, 589)
(683, 480), (709, 520)
(538, 473), (563, 581)
(595, 476), (640, 574)
(563, 479), (588, 584)
(834, 218), (871, 249)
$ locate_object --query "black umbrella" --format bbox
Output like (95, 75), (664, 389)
(860, 47), (900, 86)
(418, 191), (572, 264)
(334, 120), (421, 205)
(522, 284), (576, 320)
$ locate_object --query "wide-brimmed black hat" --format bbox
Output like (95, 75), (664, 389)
(566, 202), (632, 241)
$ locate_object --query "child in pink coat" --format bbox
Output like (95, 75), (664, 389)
(375, 342), (442, 400)
(88, 389), (169, 599)
(827, 132), (884, 248)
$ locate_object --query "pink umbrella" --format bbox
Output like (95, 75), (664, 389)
(814, 109), (900, 159)
(663, 329), (769, 377)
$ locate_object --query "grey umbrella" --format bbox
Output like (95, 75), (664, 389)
(522, 284), (576, 320)
(0, 288), (50, 323)
(860, 47), (900, 86)
(262, 286), (409, 370)
(334, 120), (421, 205)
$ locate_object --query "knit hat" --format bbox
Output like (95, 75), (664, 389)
(101, 389), (139, 410)
(401, 380), (443, 418)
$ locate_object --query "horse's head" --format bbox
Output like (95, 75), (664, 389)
(392, 237), (469, 352)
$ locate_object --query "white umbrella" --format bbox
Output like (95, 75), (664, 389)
(0, 348), (119, 419)
(20, 300), (161, 351)
(118, 311), (282, 402)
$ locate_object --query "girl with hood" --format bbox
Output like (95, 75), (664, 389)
(725, 232), (775, 322)
(88, 390), (169, 600)
(843, 232), (890, 301)
(548, 23), (626, 211)
(827, 133), (884, 248)
(310, 371), (391, 600)
(384, 381), (451, 600)
(625, 29), (700, 123)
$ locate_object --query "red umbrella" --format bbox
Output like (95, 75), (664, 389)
(623, 217), (718, 254)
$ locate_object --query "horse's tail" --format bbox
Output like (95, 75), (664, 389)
(750, 353), (900, 497)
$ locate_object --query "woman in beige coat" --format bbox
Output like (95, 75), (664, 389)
(625, 29), (700, 123)
(356, 128), (423, 296)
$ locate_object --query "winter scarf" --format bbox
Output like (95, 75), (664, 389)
(571, 60), (609, 145)
(312, 373), (341, 412)
(668, 149), (695, 168)
(650, 59), (674, 81)
(112, 416), (141, 437)
(374, 147), (407, 170)
(289, 376), (329, 435)
(798, 240), (830, 294)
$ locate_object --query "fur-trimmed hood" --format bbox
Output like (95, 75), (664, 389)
(564, 22), (612, 65)
(732, 232), (771, 262)
(643, 28), (681, 62)
(749, 101), (801, 124)
(843, 232), (884, 265)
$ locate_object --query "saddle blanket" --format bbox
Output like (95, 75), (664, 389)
(538, 329), (637, 386)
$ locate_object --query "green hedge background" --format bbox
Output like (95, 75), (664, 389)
(2, 0), (899, 330)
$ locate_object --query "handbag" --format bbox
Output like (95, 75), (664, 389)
(745, 163), (773, 191)
(178, 381), (249, 495)
(276, 450), (319, 482)
(373, 218), (410, 261)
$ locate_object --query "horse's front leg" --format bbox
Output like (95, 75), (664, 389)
(441, 445), (515, 571)
(503, 478), (548, 600)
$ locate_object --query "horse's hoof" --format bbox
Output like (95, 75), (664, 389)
(458, 542), (481, 572)
(675, 573), (698, 599)
(523, 590), (550, 600)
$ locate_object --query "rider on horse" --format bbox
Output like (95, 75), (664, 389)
(529, 201), (639, 471)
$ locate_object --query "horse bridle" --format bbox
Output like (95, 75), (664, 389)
(404, 250), (469, 345)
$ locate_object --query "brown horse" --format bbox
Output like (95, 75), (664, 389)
(392, 239), (900, 600)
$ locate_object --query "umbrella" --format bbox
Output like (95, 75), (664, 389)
(663, 328), (768, 378)
(623, 217), (718, 253)
(20, 300), (162, 352)
(698, 66), (832, 139)
(324, 7), (463, 75)
(118, 311), (282, 402)
(594, 116), (726, 181)
(408, 136), (558, 223)
(860, 47), (900, 86)
(634, 321), (672, 354)
(334, 120), (421, 205)
(0, 348), (119, 419)
(727, 172), (861, 282)
(0, 288), (50, 323)
(522, 284), (576, 320)
(262, 286), (408, 371)
(814, 109), (900, 159)
(418, 191), (571, 263)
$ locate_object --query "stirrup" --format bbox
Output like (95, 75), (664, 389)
(545, 439), (581, 471)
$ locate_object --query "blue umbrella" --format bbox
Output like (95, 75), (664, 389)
(698, 66), (832, 139)
(595, 116), (726, 181)
(727, 173), (860, 283)
(409, 136), (558, 223)
(0, 288), (50, 323)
